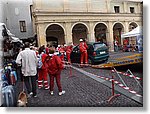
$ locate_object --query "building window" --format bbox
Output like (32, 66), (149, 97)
(19, 21), (26, 32)
(130, 7), (135, 13)
(114, 6), (120, 13)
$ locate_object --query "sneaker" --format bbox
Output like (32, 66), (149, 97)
(45, 86), (50, 90)
(58, 90), (65, 96)
(50, 91), (54, 95)
(27, 92), (33, 98)
(33, 95), (37, 98)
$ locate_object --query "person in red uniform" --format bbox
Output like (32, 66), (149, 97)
(123, 38), (129, 52)
(37, 46), (49, 89)
(66, 44), (73, 64)
(79, 39), (88, 67)
(47, 47), (65, 96)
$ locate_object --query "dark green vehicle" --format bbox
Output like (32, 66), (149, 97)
(70, 42), (109, 64)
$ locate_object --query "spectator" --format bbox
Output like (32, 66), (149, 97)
(114, 39), (118, 52)
(16, 42), (38, 98)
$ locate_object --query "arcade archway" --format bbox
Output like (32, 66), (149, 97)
(72, 23), (88, 45)
(46, 24), (65, 47)
(94, 23), (108, 45)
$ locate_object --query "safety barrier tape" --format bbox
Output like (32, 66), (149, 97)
(111, 70), (142, 80)
(65, 61), (142, 97)
(97, 75), (142, 97)
(68, 65), (142, 97)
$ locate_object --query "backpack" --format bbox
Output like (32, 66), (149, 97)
(37, 54), (43, 69)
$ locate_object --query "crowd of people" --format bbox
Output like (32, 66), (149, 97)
(15, 38), (89, 98)
(113, 37), (138, 52)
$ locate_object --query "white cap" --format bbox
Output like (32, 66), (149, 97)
(58, 45), (60, 47)
(79, 39), (83, 42)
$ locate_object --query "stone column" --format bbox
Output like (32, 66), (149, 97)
(108, 21), (114, 52)
(88, 21), (95, 42)
(65, 22), (73, 45)
(37, 23), (47, 46)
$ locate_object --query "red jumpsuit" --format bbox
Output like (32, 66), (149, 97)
(47, 55), (64, 92)
(79, 42), (88, 65)
(38, 53), (49, 89)
(66, 45), (73, 63)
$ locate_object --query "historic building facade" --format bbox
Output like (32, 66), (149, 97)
(32, 0), (142, 51)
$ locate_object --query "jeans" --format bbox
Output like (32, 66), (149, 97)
(114, 45), (118, 52)
(24, 76), (37, 96)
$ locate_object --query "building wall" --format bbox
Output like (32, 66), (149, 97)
(32, 0), (142, 51)
(1, 0), (34, 39)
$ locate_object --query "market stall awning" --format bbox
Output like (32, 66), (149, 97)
(121, 26), (142, 38)
(11, 36), (22, 43)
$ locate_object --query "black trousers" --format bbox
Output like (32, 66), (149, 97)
(24, 76), (37, 96)
(17, 66), (23, 81)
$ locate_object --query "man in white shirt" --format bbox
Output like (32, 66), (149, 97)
(16, 42), (38, 97)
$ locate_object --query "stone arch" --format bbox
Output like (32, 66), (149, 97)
(71, 22), (89, 32)
(112, 21), (125, 30)
(72, 22), (89, 45)
(93, 22), (108, 30)
(94, 22), (108, 44)
(45, 23), (65, 47)
(45, 23), (66, 35)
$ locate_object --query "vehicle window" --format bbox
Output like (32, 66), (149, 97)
(94, 43), (106, 51)
(73, 46), (79, 51)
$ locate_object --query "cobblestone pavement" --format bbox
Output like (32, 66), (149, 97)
(15, 66), (142, 107)
(14, 52), (143, 107)
(80, 63), (143, 96)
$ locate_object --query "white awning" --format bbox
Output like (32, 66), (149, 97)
(121, 26), (143, 38)
(11, 36), (22, 43)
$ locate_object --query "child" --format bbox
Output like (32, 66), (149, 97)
(47, 47), (65, 96)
